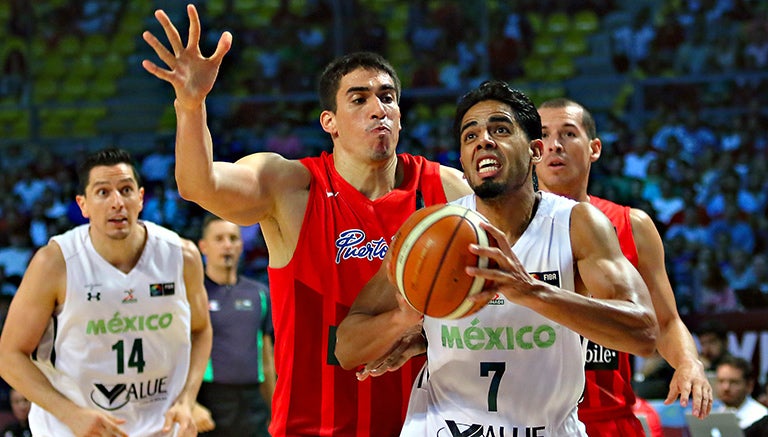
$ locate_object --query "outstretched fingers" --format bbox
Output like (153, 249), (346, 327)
(154, 9), (185, 55)
(142, 30), (176, 71)
(186, 4), (202, 51)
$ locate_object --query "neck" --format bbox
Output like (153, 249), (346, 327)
(206, 266), (238, 286)
(89, 224), (147, 274)
(476, 185), (540, 246)
(332, 151), (400, 200)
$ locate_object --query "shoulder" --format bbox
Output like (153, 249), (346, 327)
(180, 238), (203, 262)
(29, 240), (66, 273)
(438, 165), (471, 201)
(570, 201), (617, 239)
(238, 151), (311, 189)
(629, 207), (660, 239)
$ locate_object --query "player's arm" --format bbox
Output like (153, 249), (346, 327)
(163, 239), (212, 435)
(630, 208), (711, 417)
(439, 165), (472, 201)
(0, 243), (128, 436)
(142, 5), (310, 225)
(335, 255), (423, 370)
(469, 203), (658, 357)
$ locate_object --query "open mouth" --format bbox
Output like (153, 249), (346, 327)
(477, 158), (501, 175)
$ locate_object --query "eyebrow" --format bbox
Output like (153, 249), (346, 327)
(346, 84), (396, 95)
(460, 114), (515, 135)
(91, 177), (136, 188)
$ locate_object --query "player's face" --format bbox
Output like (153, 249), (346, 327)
(537, 106), (600, 199)
(716, 364), (751, 408)
(458, 100), (541, 199)
(199, 220), (243, 269)
(77, 163), (144, 240)
(321, 67), (401, 162)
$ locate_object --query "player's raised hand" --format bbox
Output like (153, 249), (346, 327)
(141, 4), (232, 110)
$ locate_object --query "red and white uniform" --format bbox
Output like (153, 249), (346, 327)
(267, 152), (448, 437)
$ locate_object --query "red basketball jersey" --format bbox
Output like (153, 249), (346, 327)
(267, 152), (447, 437)
(579, 196), (643, 433)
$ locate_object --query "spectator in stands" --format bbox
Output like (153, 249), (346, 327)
(621, 133), (657, 180)
(743, 22), (768, 70)
(648, 177), (685, 226)
(610, 6), (656, 73)
(694, 258), (741, 314)
(707, 202), (756, 254)
(696, 321), (733, 373)
(649, 5), (686, 74)
(1, 388), (30, 437)
(264, 121), (304, 159)
(715, 356), (768, 430)
(0, 47), (27, 102)
(0, 267), (17, 296)
(738, 170), (768, 215)
(752, 254), (768, 297)
(140, 137), (175, 191)
(665, 205), (708, 247)
(723, 247), (759, 299)
(0, 232), (32, 284)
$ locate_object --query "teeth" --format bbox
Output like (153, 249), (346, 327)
(478, 158), (500, 173)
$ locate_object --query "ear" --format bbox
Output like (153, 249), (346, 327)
(137, 186), (145, 213)
(320, 110), (337, 136)
(76, 194), (89, 218)
(530, 139), (543, 164)
(589, 138), (602, 163)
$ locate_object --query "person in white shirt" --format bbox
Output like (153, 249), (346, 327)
(715, 355), (768, 429)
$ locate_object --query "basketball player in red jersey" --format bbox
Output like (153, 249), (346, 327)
(536, 98), (713, 436)
(141, 5), (470, 436)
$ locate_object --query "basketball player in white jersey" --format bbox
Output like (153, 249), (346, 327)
(0, 148), (212, 437)
(336, 81), (659, 436)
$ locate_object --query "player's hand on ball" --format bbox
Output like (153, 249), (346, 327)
(466, 221), (536, 303)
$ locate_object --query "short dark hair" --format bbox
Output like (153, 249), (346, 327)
(717, 355), (755, 382)
(453, 80), (541, 148)
(318, 51), (401, 113)
(539, 98), (597, 140)
(77, 147), (142, 194)
(696, 320), (728, 343)
(200, 214), (225, 238)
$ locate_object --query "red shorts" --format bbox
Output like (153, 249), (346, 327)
(581, 412), (646, 437)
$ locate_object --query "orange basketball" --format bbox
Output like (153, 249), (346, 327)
(388, 204), (494, 319)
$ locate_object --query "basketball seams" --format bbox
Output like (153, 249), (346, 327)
(424, 216), (468, 317)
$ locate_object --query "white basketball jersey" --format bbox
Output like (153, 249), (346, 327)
(401, 192), (588, 437)
(30, 222), (191, 437)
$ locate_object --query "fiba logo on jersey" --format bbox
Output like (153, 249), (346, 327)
(90, 377), (169, 410)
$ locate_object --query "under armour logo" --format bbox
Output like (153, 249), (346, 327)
(87, 292), (101, 301)
(326, 191), (338, 197)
